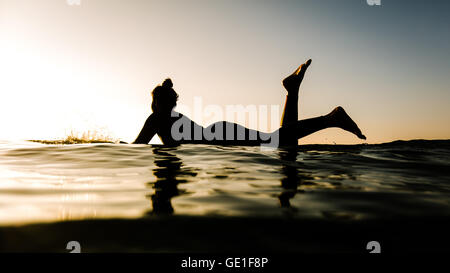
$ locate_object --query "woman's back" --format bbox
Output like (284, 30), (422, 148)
(134, 110), (273, 146)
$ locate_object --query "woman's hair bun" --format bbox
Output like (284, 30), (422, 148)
(162, 78), (173, 88)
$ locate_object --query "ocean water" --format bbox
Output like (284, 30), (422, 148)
(0, 139), (449, 252)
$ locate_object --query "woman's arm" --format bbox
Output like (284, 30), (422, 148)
(132, 113), (158, 144)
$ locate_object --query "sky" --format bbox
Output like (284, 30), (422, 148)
(1, 0), (449, 144)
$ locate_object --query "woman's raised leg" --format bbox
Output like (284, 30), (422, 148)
(280, 59), (312, 128)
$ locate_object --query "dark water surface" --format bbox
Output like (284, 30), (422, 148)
(0, 140), (449, 252)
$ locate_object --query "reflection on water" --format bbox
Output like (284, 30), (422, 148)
(148, 148), (306, 215)
(147, 147), (308, 216)
(278, 149), (301, 210)
(148, 147), (197, 215)
(0, 140), (449, 226)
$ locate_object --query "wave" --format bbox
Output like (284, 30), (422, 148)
(28, 130), (118, 145)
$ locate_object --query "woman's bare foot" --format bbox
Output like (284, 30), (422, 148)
(329, 106), (366, 140)
(282, 59), (312, 94)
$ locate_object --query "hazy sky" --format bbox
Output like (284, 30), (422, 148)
(1, 0), (449, 144)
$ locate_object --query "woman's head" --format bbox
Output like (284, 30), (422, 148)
(151, 78), (179, 114)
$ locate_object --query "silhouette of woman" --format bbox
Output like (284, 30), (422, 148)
(133, 59), (366, 146)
